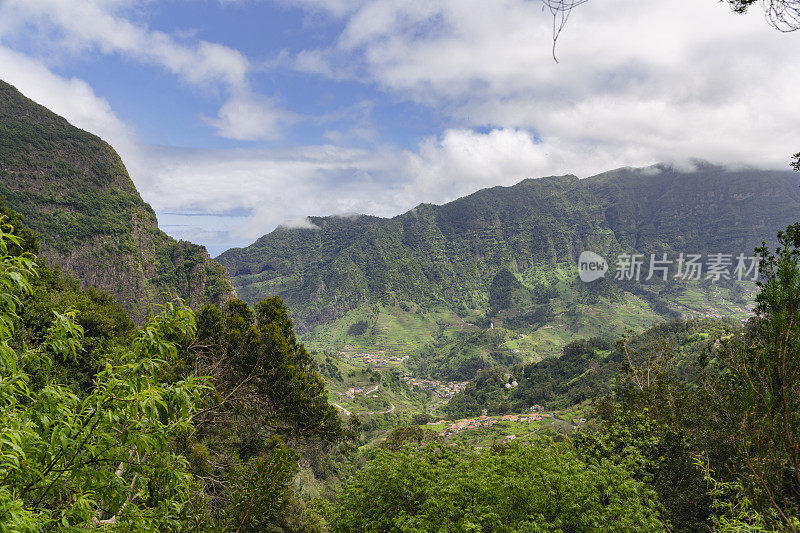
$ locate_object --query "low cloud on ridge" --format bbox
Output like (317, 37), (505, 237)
(0, 0), (797, 255)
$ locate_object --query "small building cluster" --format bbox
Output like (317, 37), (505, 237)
(401, 374), (468, 398)
(339, 383), (379, 399)
(341, 387), (366, 399)
(338, 347), (406, 369)
(433, 412), (553, 439)
(436, 415), (497, 438)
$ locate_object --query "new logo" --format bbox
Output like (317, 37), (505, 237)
(578, 251), (608, 282)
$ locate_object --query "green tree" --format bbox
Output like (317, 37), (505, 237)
(573, 408), (712, 532)
(601, 224), (800, 531)
(724, 225), (800, 531)
(379, 426), (442, 451)
(0, 217), (207, 530)
(332, 440), (663, 532)
(184, 297), (360, 528)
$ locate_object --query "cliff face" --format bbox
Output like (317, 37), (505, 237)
(0, 80), (234, 321)
(584, 163), (800, 255)
(219, 165), (800, 332)
(217, 175), (620, 330)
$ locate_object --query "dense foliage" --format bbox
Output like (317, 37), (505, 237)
(0, 216), (207, 529)
(582, 224), (800, 531)
(573, 409), (712, 532)
(0, 80), (233, 321)
(331, 440), (663, 532)
(181, 297), (361, 529)
(0, 210), (358, 531)
(444, 319), (734, 418)
(412, 328), (522, 381)
(4, 84), (800, 530)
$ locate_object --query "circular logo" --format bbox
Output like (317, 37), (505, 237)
(578, 251), (608, 282)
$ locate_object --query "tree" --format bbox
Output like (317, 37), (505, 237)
(573, 408), (713, 532)
(1, 210), (362, 530)
(0, 216), (207, 530)
(332, 440), (664, 532)
(725, 225), (800, 531)
(542, 0), (589, 62)
(182, 297), (360, 528)
(727, 0), (800, 31)
(603, 224), (800, 531)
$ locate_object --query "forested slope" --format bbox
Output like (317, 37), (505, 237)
(0, 80), (233, 321)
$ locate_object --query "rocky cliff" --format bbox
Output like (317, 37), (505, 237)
(0, 80), (233, 321)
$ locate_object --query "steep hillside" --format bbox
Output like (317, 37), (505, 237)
(217, 175), (619, 330)
(585, 163), (800, 254)
(220, 167), (800, 328)
(219, 164), (800, 367)
(0, 80), (233, 320)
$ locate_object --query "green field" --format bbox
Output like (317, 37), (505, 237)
(421, 412), (579, 448)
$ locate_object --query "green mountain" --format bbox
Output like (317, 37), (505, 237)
(587, 163), (800, 254)
(444, 318), (735, 418)
(218, 175), (618, 329)
(218, 164), (800, 366)
(0, 80), (233, 320)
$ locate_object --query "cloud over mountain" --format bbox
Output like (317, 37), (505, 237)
(1, 0), (797, 254)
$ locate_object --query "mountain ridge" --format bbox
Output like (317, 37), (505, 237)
(216, 174), (623, 330)
(217, 164), (800, 344)
(0, 79), (234, 321)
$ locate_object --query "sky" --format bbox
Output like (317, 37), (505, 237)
(0, 0), (798, 256)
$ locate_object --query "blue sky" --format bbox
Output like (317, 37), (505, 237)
(0, 0), (798, 255)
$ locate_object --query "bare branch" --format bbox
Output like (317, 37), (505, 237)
(542, 0), (590, 62)
(731, 0), (800, 31)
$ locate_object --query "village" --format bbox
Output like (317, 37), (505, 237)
(339, 383), (380, 399)
(400, 374), (469, 398)
(334, 345), (471, 399)
(338, 347), (407, 369)
(430, 406), (553, 439)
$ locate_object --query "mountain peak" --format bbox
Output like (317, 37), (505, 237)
(0, 79), (234, 321)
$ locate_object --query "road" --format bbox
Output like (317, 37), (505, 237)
(332, 403), (351, 416)
(367, 403), (395, 415)
(334, 388), (395, 416)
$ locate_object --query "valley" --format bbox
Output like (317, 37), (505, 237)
(1, 75), (797, 531)
(212, 163), (782, 433)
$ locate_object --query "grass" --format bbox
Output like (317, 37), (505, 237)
(302, 276), (756, 386)
(303, 303), (466, 357)
(299, 268), (757, 448)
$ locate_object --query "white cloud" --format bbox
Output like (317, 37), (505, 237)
(136, 143), (405, 242)
(206, 92), (297, 141)
(299, 0), (800, 171)
(137, 126), (646, 252)
(0, 0), (291, 141)
(0, 45), (141, 166)
(397, 128), (552, 207)
(2, 0), (799, 255)
(0, 45), (787, 256)
(0, 0), (249, 89)
(0, 47), (688, 254)
(280, 217), (322, 230)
